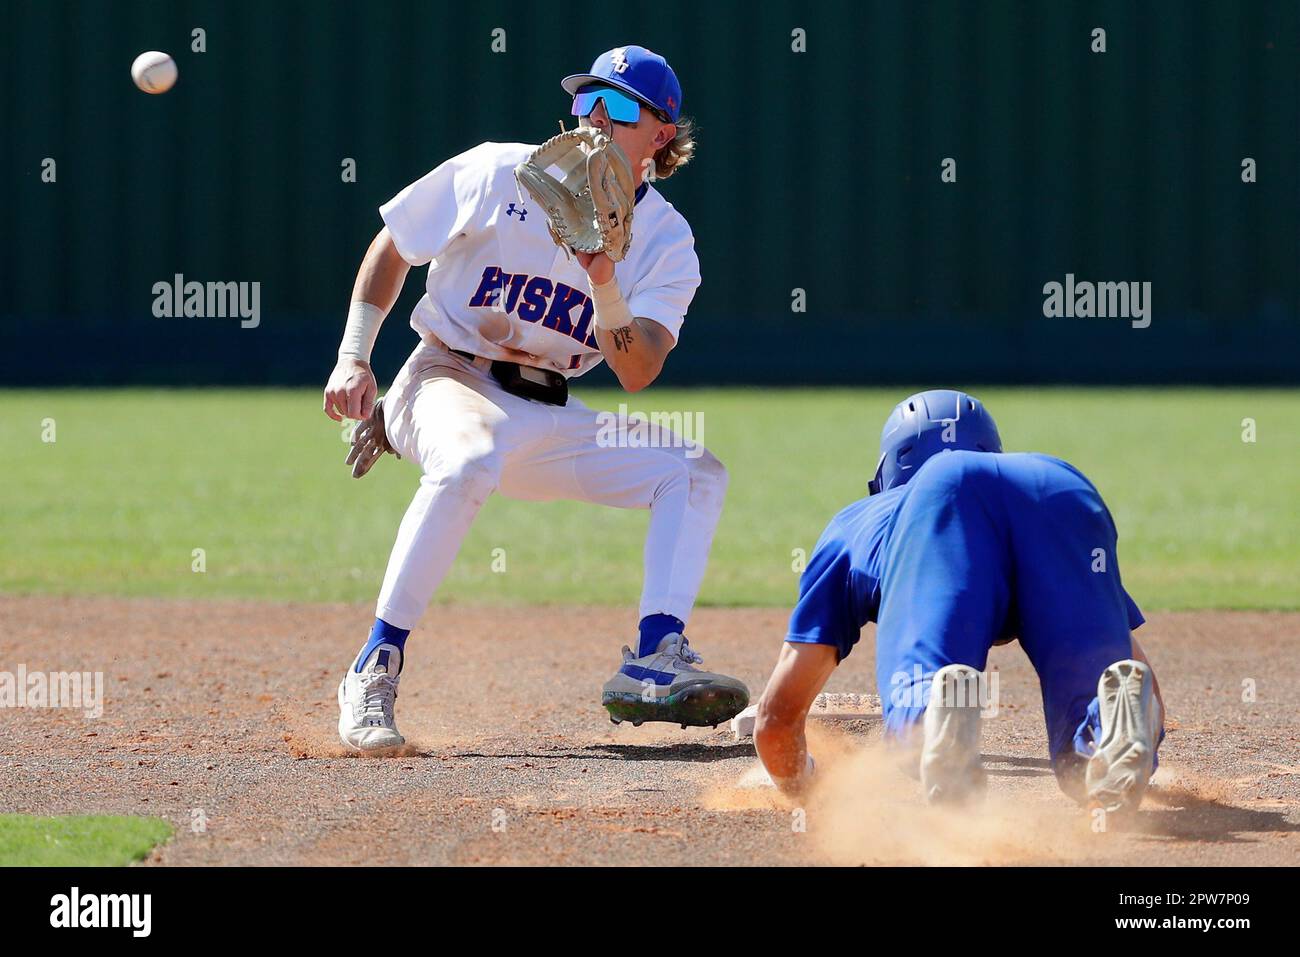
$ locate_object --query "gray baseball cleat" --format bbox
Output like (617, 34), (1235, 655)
(337, 643), (405, 751)
(602, 634), (749, 729)
(1085, 659), (1160, 815)
(919, 664), (987, 805)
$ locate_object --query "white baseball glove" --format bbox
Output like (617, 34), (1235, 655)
(513, 127), (637, 262)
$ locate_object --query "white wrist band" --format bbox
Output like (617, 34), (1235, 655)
(589, 276), (634, 331)
(338, 301), (386, 362)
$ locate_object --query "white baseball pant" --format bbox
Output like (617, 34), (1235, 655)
(373, 339), (728, 631)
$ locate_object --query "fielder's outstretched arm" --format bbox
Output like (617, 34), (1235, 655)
(754, 642), (839, 795)
(576, 250), (674, 392)
(323, 226), (411, 421)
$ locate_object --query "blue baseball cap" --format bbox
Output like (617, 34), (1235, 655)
(562, 45), (683, 123)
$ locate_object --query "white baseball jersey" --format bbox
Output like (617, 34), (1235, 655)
(379, 141), (702, 378)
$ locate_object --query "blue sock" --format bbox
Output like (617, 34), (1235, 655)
(637, 614), (685, 657)
(354, 618), (411, 673)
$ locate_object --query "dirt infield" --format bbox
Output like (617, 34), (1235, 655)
(2, 596), (1297, 866)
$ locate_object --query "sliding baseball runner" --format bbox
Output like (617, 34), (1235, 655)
(752, 391), (1165, 815)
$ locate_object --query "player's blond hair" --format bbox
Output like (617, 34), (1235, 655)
(652, 116), (695, 180)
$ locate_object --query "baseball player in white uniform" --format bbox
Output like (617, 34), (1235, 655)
(322, 45), (749, 751)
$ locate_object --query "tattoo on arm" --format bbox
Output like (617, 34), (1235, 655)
(611, 325), (635, 352)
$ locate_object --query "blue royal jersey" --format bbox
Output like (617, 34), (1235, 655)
(786, 452), (1144, 662)
(786, 487), (906, 660)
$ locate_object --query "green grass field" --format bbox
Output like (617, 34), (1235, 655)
(0, 814), (172, 866)
(3, 388), (1296, 610)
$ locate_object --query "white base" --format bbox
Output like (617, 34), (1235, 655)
(731, 692), (881, 740)
(736, 763), (775, 789)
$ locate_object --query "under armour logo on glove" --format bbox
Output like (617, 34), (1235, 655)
(506, 203), (527, 221)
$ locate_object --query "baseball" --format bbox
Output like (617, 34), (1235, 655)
(131, 51), (178, 94)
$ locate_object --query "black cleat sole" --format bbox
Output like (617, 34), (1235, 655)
(602, 683), (749, 728)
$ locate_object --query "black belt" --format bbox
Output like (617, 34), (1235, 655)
(453, 350), (568, 407)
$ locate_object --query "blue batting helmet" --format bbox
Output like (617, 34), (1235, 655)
(868, 390), (1002, 495)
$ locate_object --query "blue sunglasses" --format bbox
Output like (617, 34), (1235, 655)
(571, 85), (653, 124)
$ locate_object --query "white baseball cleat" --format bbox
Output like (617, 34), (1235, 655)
(337, 643), (405, 752)
(1085, 659), (1160, 814)
(602, 633), (749, 729)
(919, 664), (987, 805)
